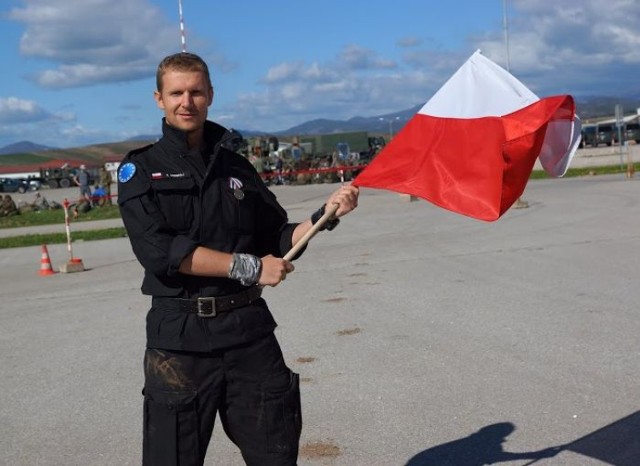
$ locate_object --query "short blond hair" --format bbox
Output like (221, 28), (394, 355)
(156, 52), (212, 91)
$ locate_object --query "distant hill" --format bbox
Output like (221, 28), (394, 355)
(0, 140), (56, 155)
(273, 105), (422, 136)
(0, 140), (156, 174)
(575, 96), (640, 122)
(126, 134), (160, 142)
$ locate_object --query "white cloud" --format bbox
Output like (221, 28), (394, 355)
(476, 0), (640, 83)
(223, 55), (436, 132)
(0, 97), (51, 124)
(7, 0), (225, 89)
(264, 62), (304, 83)
(339, 45), (397, 70)
(405, 0), (640, 90)
(263, 62), (335, 84)
(0, 96), (115, 147)
(397, 37), (421, 48)
(60, 124), (104, 139)
(226, 41), (439, 131)
(34, 64), (151, 89)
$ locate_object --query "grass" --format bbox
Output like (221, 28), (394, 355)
(0, 227), (128, 249)
(529, 162), (640, 179)
(0, 204), (121, 228)
(0, 163), (637, 249)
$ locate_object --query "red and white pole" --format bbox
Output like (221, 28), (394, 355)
(60, 198), (85, 273)
(178, 0), (187, 52)
(63, 198), (74, 262)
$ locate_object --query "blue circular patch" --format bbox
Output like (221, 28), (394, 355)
(118, 162), (136, 183)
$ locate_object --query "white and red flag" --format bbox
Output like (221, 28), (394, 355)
(353, 50), (581, 221)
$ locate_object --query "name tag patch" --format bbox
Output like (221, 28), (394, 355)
(151, 172), (186, 180)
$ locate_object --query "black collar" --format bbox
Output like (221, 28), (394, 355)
(160, 118), (230, 154)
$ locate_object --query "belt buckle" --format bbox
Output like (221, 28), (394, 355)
(197, 297), (217, 318)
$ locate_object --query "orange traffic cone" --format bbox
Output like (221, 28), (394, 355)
(39, 244), (55, 276)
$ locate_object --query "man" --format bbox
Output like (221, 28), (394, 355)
(275, 155), (285, 185)
(32, 192), (50, 211)
(92, 184), (107, 207)
(98, 165), (113, 205)
(250, 152), (264, 175)
(73, 164), (92, 205)
(117, 52), (358, 466)
(1, 194), (19, 217)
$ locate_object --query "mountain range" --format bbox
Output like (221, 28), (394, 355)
(0, 140), (57, 155)
(1, 96), (639, 156)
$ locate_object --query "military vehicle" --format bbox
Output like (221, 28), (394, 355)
(39, 165), (98, 189)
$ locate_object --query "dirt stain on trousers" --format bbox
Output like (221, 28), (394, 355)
(145, 348), (192, 390)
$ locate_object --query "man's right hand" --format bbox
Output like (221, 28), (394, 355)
(259, 255), (294, 287)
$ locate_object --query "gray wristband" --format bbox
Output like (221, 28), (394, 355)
(228, 253), (262, 286)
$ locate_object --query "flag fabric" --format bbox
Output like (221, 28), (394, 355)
(353, 50), (582, 221)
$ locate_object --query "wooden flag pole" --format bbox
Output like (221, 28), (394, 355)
(283, 203), (339, 261)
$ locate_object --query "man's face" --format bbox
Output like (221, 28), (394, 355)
(154, 69), (213, 134)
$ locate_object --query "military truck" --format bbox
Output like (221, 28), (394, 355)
(39, 165), (97, 189)
(299, 131), (385, 160)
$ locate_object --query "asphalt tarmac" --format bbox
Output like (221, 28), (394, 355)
(1, 161), (640, 465)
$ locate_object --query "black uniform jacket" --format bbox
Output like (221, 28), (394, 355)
(118, 119), (302, 351)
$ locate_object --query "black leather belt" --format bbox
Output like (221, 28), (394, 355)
(152, 287), (262, 318)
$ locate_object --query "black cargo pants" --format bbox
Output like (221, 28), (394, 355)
(142, 333), (302, 466)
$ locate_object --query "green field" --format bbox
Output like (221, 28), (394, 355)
(529, 162), (640, 179)
(0, 205), (121, 229)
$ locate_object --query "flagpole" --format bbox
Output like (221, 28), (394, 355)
(283, 203), (339, 261)
(503, 0), (529, 210)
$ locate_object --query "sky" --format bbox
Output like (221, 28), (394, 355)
(1, 0), (640, 149)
